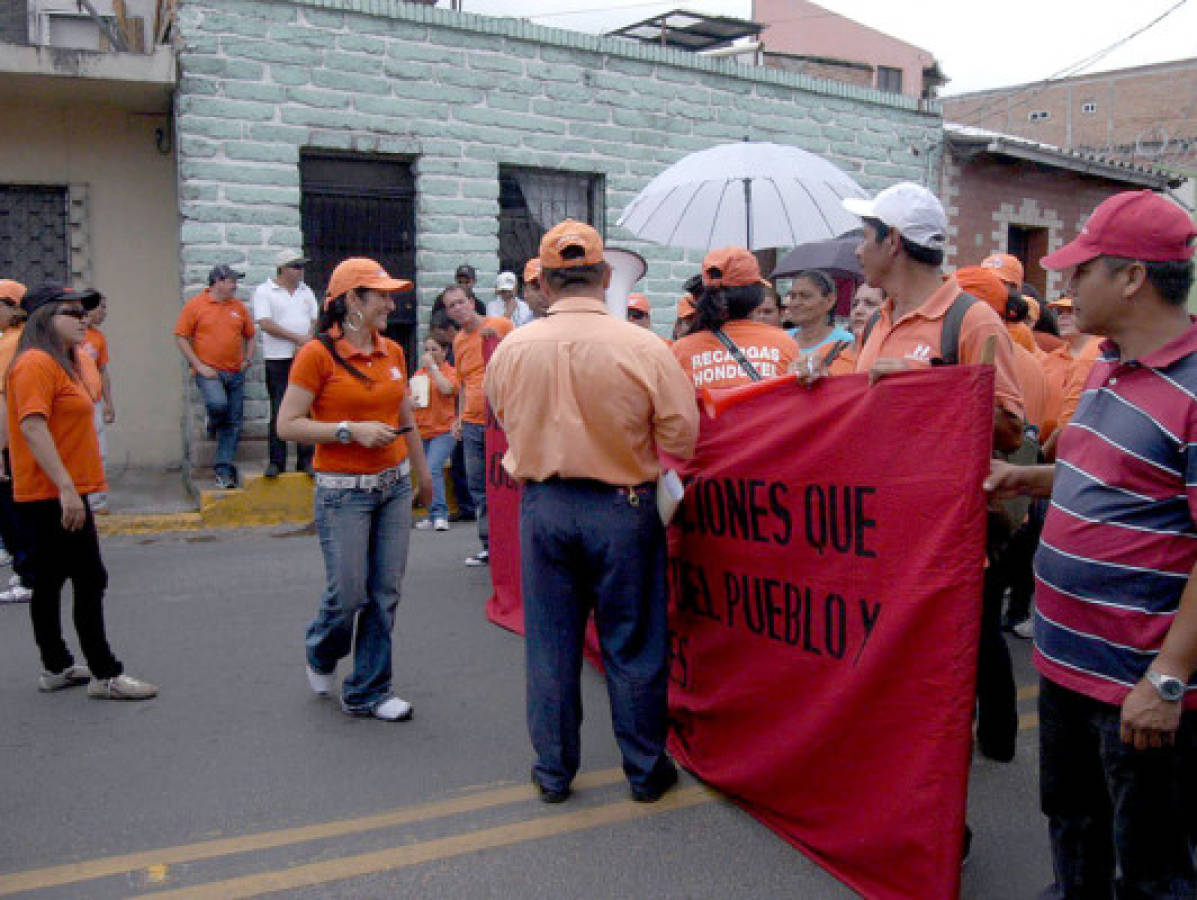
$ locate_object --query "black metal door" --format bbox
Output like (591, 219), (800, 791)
(300, 152), (418, 369)
(0, 185), (69, 285)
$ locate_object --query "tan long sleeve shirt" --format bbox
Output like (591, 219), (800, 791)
(485, 296), (698, 486)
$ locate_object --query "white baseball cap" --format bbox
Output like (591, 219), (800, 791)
(843, 182), (947, 251)
(275, 249), (308, 268)
(495, 271), (518, 291)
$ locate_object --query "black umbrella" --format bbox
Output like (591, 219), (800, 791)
(771, 229), (864, 281)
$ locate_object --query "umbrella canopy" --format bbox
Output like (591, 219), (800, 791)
(617, 141), (867, 252)
(771, 229), (864, 281)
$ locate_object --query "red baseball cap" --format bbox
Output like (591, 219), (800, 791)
(1041, 190), (1197, 270)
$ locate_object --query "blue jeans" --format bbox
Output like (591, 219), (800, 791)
(462, 422), (488, 550)
(520, 479), (671, 794)
(306, 477), (412, 713)
(1039, 678), (1197, 898)
(422, 433), (455, 521)
(195, 370), (244, 477)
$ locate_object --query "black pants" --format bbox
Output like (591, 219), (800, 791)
(265, 358), (313, 471)
(976, 560), (1018, 760)
(450, 437), (473, 516)
(0, 455), (33, 586)
(1040, 679), (1197, 898)
(20, 497), (121, 679)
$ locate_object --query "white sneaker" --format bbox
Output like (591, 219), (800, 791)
(0, 584), (32, 603)
(370, 696), (413, 721)
(38, 665), (92, 691)
(0, 549), (11, 567)
(9, 573), (21, 586)
(464, 549), (489, 567)
(1012, 619), (1034, 640)
(414, 519), (434, 530)
(433, 518), (449, 532)
(306, 665), (335, 696)
(87, 674), (157, 700)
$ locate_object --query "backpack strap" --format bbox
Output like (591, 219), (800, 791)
(820, 339), (853, 368)
(860, 310), (881, 349)
(713, 327), (762, 382)
(932, 292), (980, 366)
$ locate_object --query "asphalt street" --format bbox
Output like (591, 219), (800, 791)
(0, 522), (1051, 898)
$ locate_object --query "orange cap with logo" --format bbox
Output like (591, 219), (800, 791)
(0, 280), (27, 304)
(523, 258), (542, 285)
(981, 253), (1024, 287)
(324, 258), (412, 309)
(702, 247), (769, 288)
(627, 293), (651, 315)
(677, 294), (697, 319)
(539, 219), (604, 269)
(953, 266), (1008, 316)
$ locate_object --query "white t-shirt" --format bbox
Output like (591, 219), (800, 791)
(252, 278), (318, 360)
(485, 297), (535, 328)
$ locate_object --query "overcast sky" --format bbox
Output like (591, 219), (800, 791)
(450, 0), (1197, 96)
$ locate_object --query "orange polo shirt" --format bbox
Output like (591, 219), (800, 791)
(413, 362), (458, 439)
(454, 316), (514, 426)
(670, 320), (799, 389)
(174, 291), (254, 373)
(0, 325), (22, 395)
(485, 297), (698, 485)
(825, 340), (859, 376)
(854, 280), (1025, 421)
(1055, 337), (1101, 430)
(81, 327), (109, 368)
(289, 333), (410, 475)
(1010, 343), (1050, 433)
(7, 349), (106, 502)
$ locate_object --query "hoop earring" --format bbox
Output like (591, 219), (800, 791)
(345, 309), (365, 332)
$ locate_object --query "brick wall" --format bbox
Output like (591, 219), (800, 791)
(174, 0), (941, 462)
(941, 153), (1134, 297)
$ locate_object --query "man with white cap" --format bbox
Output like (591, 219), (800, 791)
(486, 271), (534, 327)
(252, 250), (318, 477)
(844, 182), (1027, 766)
(987, 190), (1197, 898)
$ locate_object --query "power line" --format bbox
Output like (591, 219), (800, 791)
(958, 0), (1190, 128)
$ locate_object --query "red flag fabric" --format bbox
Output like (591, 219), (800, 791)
(668, 367), (991, 899)
(484, 409), (524, 634)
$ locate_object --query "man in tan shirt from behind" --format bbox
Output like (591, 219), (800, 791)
(486, 219), (698, 805)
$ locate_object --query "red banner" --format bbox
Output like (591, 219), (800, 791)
(487, 366), (992, 899)
(484, 409), (524, 634)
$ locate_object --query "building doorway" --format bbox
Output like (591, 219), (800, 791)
(1007, 224), (1049, 297)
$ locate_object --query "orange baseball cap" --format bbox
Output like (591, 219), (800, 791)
(1048, 296), (1074, 310)
(677, 294), (696, 319)
(1023, 296), (1041, 325)
(325, 257), (412, 307)
(523, 258), (542, 285)
(702, 247), (768, 288)
(0, 280), (27, 304)
(981, 253), (1024, 287)
(539, 219), (604, 269)
(627, 293), (651, 315)
(953, 266), (1007, 316)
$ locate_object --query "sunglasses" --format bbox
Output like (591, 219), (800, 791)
(627, 309), (649, 319)
(55, 308), (90, 320)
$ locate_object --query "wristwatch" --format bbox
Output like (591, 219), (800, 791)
(1147, 670), (1186, 702)
(334, 421), (353, 445)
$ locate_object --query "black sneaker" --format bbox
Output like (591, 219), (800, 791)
(264, 463), (281, 478)
(214, 472), (236, 490)
(531, 771), (570, 804)
(449, 510), (476, 522)
(631, 763), (678, 802)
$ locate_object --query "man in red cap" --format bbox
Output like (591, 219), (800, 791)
(987, 190), (1197, 897)
(486, 219), (697, 805)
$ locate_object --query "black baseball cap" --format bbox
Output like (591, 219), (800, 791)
(21, 282), (101, 315)
(208, 264), (245, 285)
(454, 264), (476, 280)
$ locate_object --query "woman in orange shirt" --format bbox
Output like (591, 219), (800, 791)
(671, 247), (799, 389)
(411, 335), (458, 531)
(6, 283), (155, 699)
(278, 258), (433, 722)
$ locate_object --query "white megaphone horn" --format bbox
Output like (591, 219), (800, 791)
(603, 248), (647, 320)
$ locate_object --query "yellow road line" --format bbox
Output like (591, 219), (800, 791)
(1017, 684), (1040, 701)
(0, 769), (627, 896)
(150, 786), (715, 899)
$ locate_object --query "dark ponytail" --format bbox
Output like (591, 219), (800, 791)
(692, 283), (763, 334)
(317, 295), (369, 383)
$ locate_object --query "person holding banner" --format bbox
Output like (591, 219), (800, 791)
(987, 190), (1197, 899)
(277, 257), (434, 722)
(671, 247), (799, 388)
(485, 219), (698, 804)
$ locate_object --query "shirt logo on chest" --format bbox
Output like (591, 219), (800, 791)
(906, 344), (932, 363)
